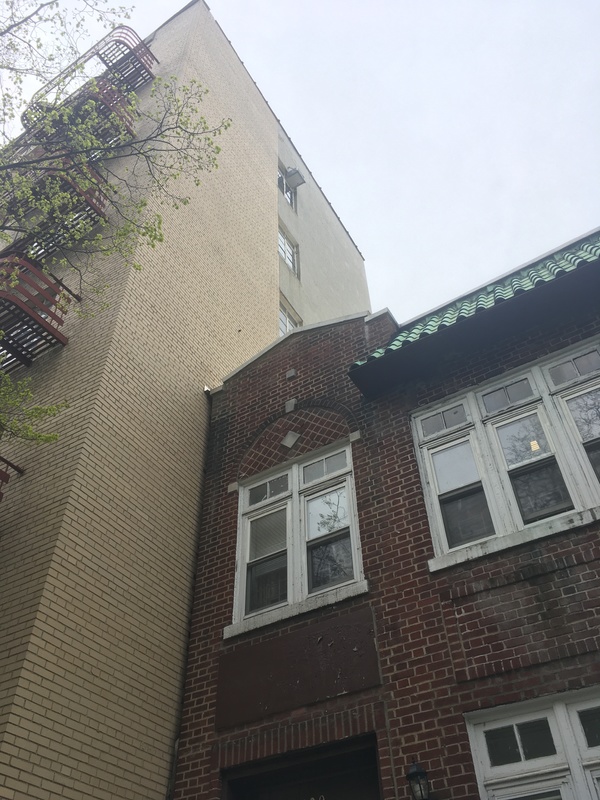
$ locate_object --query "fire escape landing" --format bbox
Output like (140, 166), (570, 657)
(0, 27), (157, 370)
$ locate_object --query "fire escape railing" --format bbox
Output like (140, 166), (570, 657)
(0, 456), (25, 501)
(0, 26), (158, 373)
(0, 255), (70, 369)
(23, 26), (158, 122)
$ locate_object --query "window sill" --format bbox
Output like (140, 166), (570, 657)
(223, 579), (369, 639)
(428, 505), (600, 572)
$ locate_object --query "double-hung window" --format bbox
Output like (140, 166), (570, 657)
(413, 342), (600, 567)
(278, 167), (297, 208)
(467, 690), (600, 799)
(230, 445), (365, 632)
(278, 299), (302, 337)
(278, 227), (299, 275)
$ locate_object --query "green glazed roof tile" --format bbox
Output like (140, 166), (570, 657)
(356, 232), (600, 366)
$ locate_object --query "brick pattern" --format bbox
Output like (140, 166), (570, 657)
(0, 3), (368, 799)
(174, 305), (600, 800)
(445, 527), (600, 681)
(238, 406), (353, 479)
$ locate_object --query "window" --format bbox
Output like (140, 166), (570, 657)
(467, 691), (600, 799)
(278, 227), (299, 275)
(278, 167), (296, 208)
(231, 445), (365, 630)
(278, 299), (302, 337)
(413, 342), (600, 566)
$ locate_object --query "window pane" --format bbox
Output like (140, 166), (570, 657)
(249, 475), (288, 506)
(422, 413), (444, 437)
(249, 509), (286, 559)
(278, 230), (286, 258)
(307, 488), (349, 539)
(507, 378), (534, 404)
(246, 552), (287, 612)
(485, 725), (521, 766)
(567, 388), (600, 442)
(498, 414), (550, 467)
(510, 460), (573, 523)
(483, 387), (507, 413)
(574, 350), (600, 376)
(325, 451), (347, 474)
(579, 706), (600, 748)
(278, 308), (288, 336)
(249, 482), (268, 506)
(507, 793), (562, 800)
(441, 486), (495, 548)
(304, 459), (325, 484)
(443, 404), (467, 428)
(549, 360), (578, 386)
(585, 441), (600, 482)
(432, 441), (480, 493)
(304, 453), (347, 484)
(269, 475), (288, 497)
(308, 531), (354, 591)
(518, 719), (556, 760)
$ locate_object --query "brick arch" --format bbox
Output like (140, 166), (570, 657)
(238, 402), (357, 481)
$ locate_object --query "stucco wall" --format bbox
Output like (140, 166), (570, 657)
(277, 133), (370, 326)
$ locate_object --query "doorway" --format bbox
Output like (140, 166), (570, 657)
(224, 736), (381, 800)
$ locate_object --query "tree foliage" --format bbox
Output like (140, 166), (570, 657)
(0, 74), (230, 299)
(0, 360), (67, 442)
(1, 0), (129, 138)
(0, 0), (231, 444)
(1, 1), (230, 299)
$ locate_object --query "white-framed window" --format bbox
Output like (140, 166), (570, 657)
(228, 444), (366, 634)
(412, 341), (600, 569)
(278, 227), (299, 275)
(278, 299), (302, 337)
(278, 167), (297, 209)
(466, 690), (600, 800)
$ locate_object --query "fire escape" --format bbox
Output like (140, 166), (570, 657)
(0, 26), (158, 498)
(0, 26), (158, 372)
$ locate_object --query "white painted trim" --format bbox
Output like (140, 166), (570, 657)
(428, 505), (600, 571)
(223, 579), (369, 639)
(465, 687), (600, 800)
(412, 338), (600, 569)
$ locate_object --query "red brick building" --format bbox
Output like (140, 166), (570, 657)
(173, 230), (600, 800)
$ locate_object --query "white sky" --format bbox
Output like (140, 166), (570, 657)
(126, 0), (600, 324)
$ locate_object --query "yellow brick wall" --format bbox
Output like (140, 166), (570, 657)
(0, 3), (279, 798)
(0, 3), (369, 798)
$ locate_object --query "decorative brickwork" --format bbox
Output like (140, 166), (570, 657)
(239, 406), (354, 479)
(174, 290), (600, 800)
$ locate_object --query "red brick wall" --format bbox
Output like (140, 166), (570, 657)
(173, 306), (600, 800)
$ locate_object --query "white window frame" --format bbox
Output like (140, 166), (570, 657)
(278, 226), (299, 275)
(225, 443), (367, 638)
(278, 166), (297, 209)
(466, 689), (600, 800)
(412, 340), (600, 571)
(279, 299), (302, 337)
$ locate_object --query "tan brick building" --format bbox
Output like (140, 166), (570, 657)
(0, 3), (369, 799)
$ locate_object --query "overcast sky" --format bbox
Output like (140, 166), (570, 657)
(125, 0), (600, 324)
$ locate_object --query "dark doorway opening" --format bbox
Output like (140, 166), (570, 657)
(223, 735), (381, 800)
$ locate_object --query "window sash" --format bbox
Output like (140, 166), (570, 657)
(278, 228), (298, 273)
(425, 431), (498, 551)
(278, 168), (296, 208)
(236, 448), (359, 621)
(413, 344), (600, 557)
(467, 691), (600, 800)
